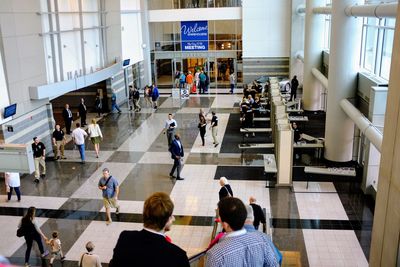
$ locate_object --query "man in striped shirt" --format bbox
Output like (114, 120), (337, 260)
(206, 197), (279, 267)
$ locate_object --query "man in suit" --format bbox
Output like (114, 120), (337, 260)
(169, 134), (184, 180)
(62, 104), (73, 134)
(78, 98), (87, 126)
(110, 192), (190, 267)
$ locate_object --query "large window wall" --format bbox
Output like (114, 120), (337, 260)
(360, 18), (395, 80)
(40, 0), (106, 83)
(150, 20), (242, 88)
(148, 0), (241, 9)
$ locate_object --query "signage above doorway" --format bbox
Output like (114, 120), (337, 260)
(181, 21), (208, 51)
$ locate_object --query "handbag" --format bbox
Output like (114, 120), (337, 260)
(16, 225), (25, 237)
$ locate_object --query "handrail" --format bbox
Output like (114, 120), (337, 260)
(188, 249), (208, 264)
(188, 210), (220, 264)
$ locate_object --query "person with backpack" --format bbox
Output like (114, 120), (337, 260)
(151, 83), (160, 110)
(17, 206), (49, 267)
(199, 70), (206, 94)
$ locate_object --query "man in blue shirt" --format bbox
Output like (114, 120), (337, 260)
(205, 197), (279, 267)
(151, 84), (160, 110)
(98, 168), (120, 225)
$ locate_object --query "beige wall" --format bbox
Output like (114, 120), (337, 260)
(369, 3), (400, 266)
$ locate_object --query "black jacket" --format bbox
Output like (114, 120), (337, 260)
(219, 184), (233, 200)
(62, 108), (73, 121)
(110, 229), (189, 267)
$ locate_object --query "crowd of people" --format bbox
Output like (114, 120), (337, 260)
(174, 69), (212, 94)
(15, 185), (280, 267)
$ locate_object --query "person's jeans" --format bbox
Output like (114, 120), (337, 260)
(112, 102), (121, 112)
(7, 186), (21, 201)
(25, 234), (45, 263)
(230, 84), (234, 93)
(76, 144), (85, 161)
(170, 157), (181, 178)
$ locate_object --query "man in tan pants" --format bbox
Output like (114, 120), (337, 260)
(32, 137), (46, 183)
(210, 111), (219, 147)
(52, 124), (66, 160)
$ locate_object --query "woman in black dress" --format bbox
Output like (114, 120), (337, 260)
(198, 114), (207, 146)
(218, 177), (233, 200)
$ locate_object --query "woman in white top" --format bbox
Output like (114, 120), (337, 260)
(5, 172), (21, 201)
(87, 119), (103, 158)
(78, 241), (102, 267)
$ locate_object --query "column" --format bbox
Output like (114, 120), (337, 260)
(140, 0), (152, 85)
(303, 0), (325, 111)
(370, 3), (400, 266)
(324, 0), (362, 162)
(289, 0), (305, 82)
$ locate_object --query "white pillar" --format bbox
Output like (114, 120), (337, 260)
(324, 0), (362, 162)
(289, 0), (305, 83)
(140, 0), (152, 85)
(303, 0), (325, 111)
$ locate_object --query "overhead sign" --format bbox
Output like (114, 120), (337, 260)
(181, 21), (208, 51)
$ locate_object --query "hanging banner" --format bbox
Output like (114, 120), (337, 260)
(181, 21), (208, 51)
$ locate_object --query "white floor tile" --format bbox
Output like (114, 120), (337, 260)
(295, 192), (348, 220)
(303, 230), (368, 267)
(292, 182), (337, 193)
(61, 150), (113, 163)
(0, 195), (68, 210)
(100, 200), (144, 214)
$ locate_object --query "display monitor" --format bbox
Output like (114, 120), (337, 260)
(123, 59), (130, 67)
(4, 103), (17, 119)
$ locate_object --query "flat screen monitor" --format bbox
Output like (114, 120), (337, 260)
(4, 103), (17, 119)
(123, 59), (130, 67)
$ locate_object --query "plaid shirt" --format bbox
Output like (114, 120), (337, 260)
(205, 229), (279, 267)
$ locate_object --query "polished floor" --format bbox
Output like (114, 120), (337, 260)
(0, 94), (373, 267)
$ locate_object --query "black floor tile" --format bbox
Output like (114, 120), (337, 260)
(107, 151), (144, 163)
(214, 166), (265, 181)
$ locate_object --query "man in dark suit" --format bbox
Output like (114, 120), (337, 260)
(78, 98), (87, 126)
(62, 104), (73, 134)
(169, 134), (184, 180)
(110, 192), (190, 267)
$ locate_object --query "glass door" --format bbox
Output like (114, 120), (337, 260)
(155, 59), (173, 88)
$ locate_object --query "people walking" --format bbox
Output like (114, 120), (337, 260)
(198, 114), (207, 146)
(32, 137), (46, 183)
(98, 168), (120, 225)
(229, 72), (235, 94)
(179, 72), (186, 90)
(111, 89), (122, 113)
(199, 70), (206, 94)
(210, 111), (219, 147)
(71, 123), (88, 164)
(131, 85), (141, 111)
(78, 241), (102, 267)
(290, 75), (299, 101)
(94, 93), (102, 117)
(151, 84), (160, 110)
(164, 113), (177, 147)
(169, 134), (184, 180)
(78, 98), (87, 126)
(87, 118), (103, 158)
(46, 231), (65, 266)
(218, 177), (233, 200)
(62, 104), (73, 134)
(186, 71), (194, 93)
(5, 172), (21, 202)
(144, 85), (152, 107)
(18, 206), (49, 266)
(52, 124), (66, 160)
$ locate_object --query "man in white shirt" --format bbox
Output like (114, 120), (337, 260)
(71, 123), (88, 164)
(164, 113), (178, 147)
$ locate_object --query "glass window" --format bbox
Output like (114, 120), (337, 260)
(363, 26), (378, 72)
(323, 15), (331, 50)
(380, 28), (394, 80)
